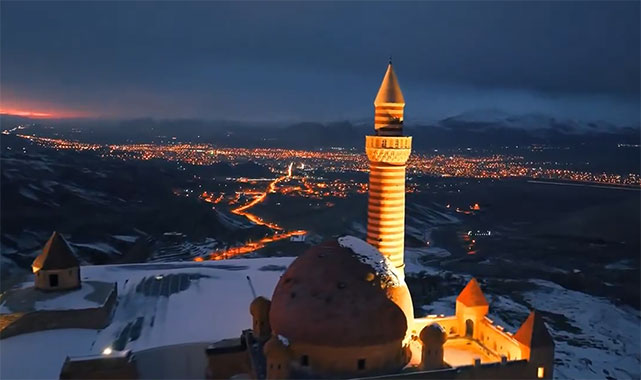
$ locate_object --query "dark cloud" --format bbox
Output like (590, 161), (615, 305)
(1, 2), (639, 123)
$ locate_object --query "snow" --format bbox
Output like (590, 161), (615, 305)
(420, 295), (456, 317)
(277, 334), (290, 346)
(152, 238), (218, 262)
(604, 260), (636, 270)
(403, 247), (448, 276)
(33, 283), (104, 311)
(337, 235), (401, 287)
(0, 329), (98, 379)
(0, 281), (111, 314)
(0, 257), (294, 379)
(113, 235), (138, 243)
(18, 187), (39, 201)
(72, 242), (120, 255)
(215, 210), (252, 229)
(521, 280), (641, 379)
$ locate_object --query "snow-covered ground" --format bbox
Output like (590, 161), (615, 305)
(1, 247), (639, 379)
(524, 279), (640, 379)
(1, 329), (99, 379)
(0, 257), (293, 379)
(0, 281), (111, 313)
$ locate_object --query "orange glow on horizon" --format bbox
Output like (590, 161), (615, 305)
(0, 107), (89, 119)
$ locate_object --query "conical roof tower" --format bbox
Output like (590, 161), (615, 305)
(374, 61), (405, 106)
(32, 231), (79, 273)
(373, 60), (405, 135)
(456, 278), (489, 307)
(514, 311), (554, 348)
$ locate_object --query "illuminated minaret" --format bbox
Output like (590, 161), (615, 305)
(366, 60), (412, 280)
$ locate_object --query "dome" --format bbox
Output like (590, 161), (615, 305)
(250, 296), (271, 317)
(270, 236), (412, 347)
(419, 323), (446, 346)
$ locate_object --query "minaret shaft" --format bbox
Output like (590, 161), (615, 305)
(365, 135), (411, 279)
(367, 162), (407, 267)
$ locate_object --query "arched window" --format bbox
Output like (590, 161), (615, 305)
(357, 359), (366, 370)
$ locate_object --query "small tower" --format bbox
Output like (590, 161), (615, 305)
(32, 232), (80, 291)
(455, 278), (489, 340)
(419, 323), (446, 370)
(365, 61), (412, 280)
(250, 296), (272, 342)
(263, 336), (292, 380)
(514, 311), (555, 379)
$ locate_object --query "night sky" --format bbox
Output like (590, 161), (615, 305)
(1, 1), (639, 124)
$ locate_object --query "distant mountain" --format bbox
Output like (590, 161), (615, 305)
(437, 109), (627, 134)
(2, 111), (639, 151)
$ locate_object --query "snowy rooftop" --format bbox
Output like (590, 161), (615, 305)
(337, 235), (401, 287)
(0, 281), (114, 314)
(0, 257), (294, 379)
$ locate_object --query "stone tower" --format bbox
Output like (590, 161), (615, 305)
(366, 60), (412, 280)
(32, 231), (81, 291)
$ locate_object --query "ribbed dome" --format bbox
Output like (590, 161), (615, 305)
(270, 237), (411, 347)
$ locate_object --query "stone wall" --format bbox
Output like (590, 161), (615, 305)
(35, 267), (80, 291)
(477, 317), (523, 361)
(288, 340), (409, 378)
(0, 284), (117, 339)
(362, 359), (533, 379)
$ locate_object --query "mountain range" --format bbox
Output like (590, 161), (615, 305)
(1, 109), (639, 151)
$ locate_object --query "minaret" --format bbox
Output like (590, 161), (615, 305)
(366, 60), (412, 280)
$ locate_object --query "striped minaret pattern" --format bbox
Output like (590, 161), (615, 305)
(366, 62), (412, 280)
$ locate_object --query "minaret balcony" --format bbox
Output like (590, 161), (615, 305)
(365, 136), (412, 164)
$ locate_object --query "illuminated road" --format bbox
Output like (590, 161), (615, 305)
(195, 163), (306, 261)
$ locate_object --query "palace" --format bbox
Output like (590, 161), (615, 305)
(5, 62), (555, 379)
(203, 62), (555, 379)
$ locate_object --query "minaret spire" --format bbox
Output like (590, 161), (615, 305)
(374, 61), (405, 135)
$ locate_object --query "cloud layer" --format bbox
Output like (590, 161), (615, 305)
(1, 2), (639, 123)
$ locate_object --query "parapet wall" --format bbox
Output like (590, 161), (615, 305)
(0, 284), (117, 339)
(478, 316), (523, 361)
(356, 359), (531, 379)
(413, 316), (458, 337)
(413, 314), (523, 362)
